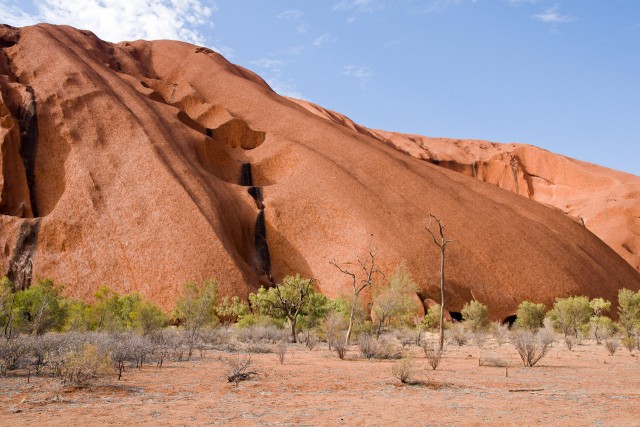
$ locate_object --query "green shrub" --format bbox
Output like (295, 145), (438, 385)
(618, 288), (640, 336)
(461, 300), (489, 332)
(249, 275), (327, 343)
(515, 301), (547, 330)
(12, 278), (66, 335)
(547, 296), (592, 337)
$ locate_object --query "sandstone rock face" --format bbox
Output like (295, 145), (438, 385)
(292, 99), (640, 275)
(1, 24), (638, 320)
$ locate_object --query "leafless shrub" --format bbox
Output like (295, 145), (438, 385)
(304, 331), (318, 350)
(479, 357), (511, 367)
(236, 325), (288, 344)
(564, 335), (577, 351)
(0, 336), (29, 374)
(225, 354), (258, 385)
(391, 357), (416, 384)
(421, 339), (444, 370)
(605, 338), (619, 356)
(358, 334), (376, 359)
(322, 312), (348, 350)
(246, 344), (271, 354)
(446, 323), (468, 346)
(472, 332), (487, 349)
(491, 322), (509, 347)
(358, 335), (402, 360)
(394, 328), (417, 348)
(622, 336), (637, 355)
(334, 340), (348, 360)
(510, 329), (554, 367)
(276, 341), (288, 364)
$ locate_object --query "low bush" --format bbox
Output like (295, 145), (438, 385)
(461, 300), (490, 332)
(446, 323), (468, 346)
(605, 338), (619, 356)
(391, 357), (415, 384)
(510, 329), (554, 367)
(421, 339), (444, 370)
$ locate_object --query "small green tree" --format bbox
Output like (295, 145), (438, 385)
(1, 277), (15, 338)
(88, 286), (127, 331)
(589, 298), (611, 317)
(547, 296), (592, 337)
(420, 304), (442, 331)
(174, 279), (219, 359)
(12, 278), (66, 335)
(130, 300), (168, 335)
(63, 299), (92, 331)
(249, 275), (326, 343)
(516, 301), (547, 330)
(461, 300), (489, 332)
(590, 315), (617, 344)
(217, 296), (250, 325)
(618, 288), (640, 337)
(372, 263), (418, 337)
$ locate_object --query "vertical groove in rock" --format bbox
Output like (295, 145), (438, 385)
(254, 209), (272, 282)
(6, 218), (41, 290)
(18, 86), (39, 217)
(239, 162), (253, 186)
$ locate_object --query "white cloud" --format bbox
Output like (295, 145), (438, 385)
(332, 0), (380, 13)
(276, 9), (303, 20)
(313, 33), (332, 47)
(533, 5), (576, 24)
(265, 75), (304, 99)
(251, 58), (287, 70)
(504, 0), (537, 5)
(0, 0), (216, 47)
(342, 65), (373, 86)
(0, 2), (38, 27)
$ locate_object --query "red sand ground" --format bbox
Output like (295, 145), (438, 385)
(1, 337), (639, 426)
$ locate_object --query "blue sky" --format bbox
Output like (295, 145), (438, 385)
(2, 0), (639, 175)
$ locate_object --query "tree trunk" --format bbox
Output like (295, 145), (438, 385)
(345, 306), (356, 345)
(290, 317), (298, 343)
(439, 246), (445, 351)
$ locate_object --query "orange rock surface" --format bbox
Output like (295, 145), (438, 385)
(293, 98), (640, 275)
(1, 24), (638, 320)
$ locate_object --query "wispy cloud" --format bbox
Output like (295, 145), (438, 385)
(342, 65), (374, 86)
(533, 5), (576, 24)
(409, 0), (479, 15)
(0, 0), (218, 48)
(265, 75), (304, 99)
(251, 58), (287, 70)
(504, 0), (537, 6)
(332, 0), (379, 13)
(313, 33), (333, 47)
(276, 9), (304, 20)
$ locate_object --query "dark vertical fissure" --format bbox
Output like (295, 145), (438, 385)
(254, 209), (271, 280)
(6, 218), (41, 290)
(18, 86), (39, 217)
(248, 186), (263, 209)
(239, 162), (272, 284)
(239, 162), (253, 187)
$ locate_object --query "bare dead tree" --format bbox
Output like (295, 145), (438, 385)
(330, 245), (383, 345)
(426, 214), (453, 351)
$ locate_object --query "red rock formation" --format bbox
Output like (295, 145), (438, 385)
(292, 99), (640, 275)
(1, 24), (638, 320)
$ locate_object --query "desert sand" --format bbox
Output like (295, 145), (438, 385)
(1, 337), (639, 426)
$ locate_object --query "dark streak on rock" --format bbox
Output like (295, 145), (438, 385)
(6, 219), (41, 290)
